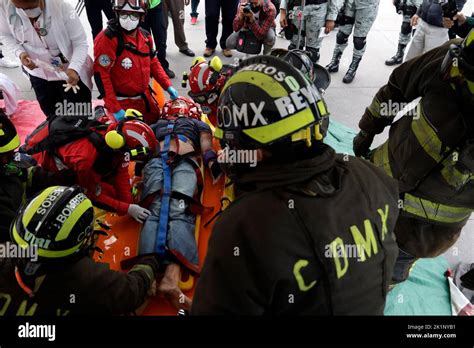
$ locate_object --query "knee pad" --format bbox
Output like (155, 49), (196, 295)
(353, 36), (367, 50)
(401, 21), (412, 36)
(336, 31), (349, 45)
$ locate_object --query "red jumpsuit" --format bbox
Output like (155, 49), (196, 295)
(94, 25), (172, 124)
(33, 136), (132, 216)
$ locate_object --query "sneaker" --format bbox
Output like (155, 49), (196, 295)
(204, 47), (215, 57)
(191, 17), (198, 25)
(0, 57), (19, 68)
(222, 49), (233, 58)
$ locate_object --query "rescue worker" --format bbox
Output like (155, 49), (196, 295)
(25, 112), (158, 224)
(94, 0), (179, 124)
(186, 56), (237, 126)
(139, 97), (220, 310)
(279, 0), (340, 63)
(385, 0), (422, 66)
(0, 113), (63, 242)
(353, 30), (474, 283)
(326, 0), (380, 83)
(191, 55), (400, 315)
(0, 186), (160, 315)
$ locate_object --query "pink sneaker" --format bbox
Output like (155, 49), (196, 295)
(191, 16), (198, 25)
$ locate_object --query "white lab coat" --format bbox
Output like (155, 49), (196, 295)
(0, 0), (93, 91)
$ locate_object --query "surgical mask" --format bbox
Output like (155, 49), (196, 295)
(119, 17), (139, 32)
(23, 7), (42, 18)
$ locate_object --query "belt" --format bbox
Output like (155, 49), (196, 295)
(116, 95), (142, 101)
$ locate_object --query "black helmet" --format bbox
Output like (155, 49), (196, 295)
(0, 113), (20, 154)
(271, 49), (331, 92)
(215, 55), (329, 153)
(11, 186), (95, 277)
(442, 29), (474, 83)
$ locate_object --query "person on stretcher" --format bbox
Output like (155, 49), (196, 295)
(138, 97), (221, 310)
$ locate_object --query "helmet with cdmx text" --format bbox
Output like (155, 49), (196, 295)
(11, 186), (96, 277)
(215, 55), (330, 155)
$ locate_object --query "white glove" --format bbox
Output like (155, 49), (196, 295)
(128, 204), (151, 223)
(63, 83), (81, 94)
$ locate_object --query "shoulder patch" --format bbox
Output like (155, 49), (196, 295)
(99, 54), (112, 67)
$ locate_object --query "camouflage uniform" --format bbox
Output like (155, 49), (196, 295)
(385, 0), (423, 66)
(281, 0), (341, 62)
(326, 0), (380, 83)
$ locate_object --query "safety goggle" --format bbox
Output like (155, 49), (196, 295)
(119, 12), (141, 20)
(114, 0), (147, 11)
(188, 91), (218, 105)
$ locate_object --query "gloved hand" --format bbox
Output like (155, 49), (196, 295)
(167, 86), (179, 101)
(128, 204), (151, 223)
(113, 109), (126, 122)
(210, 161), (223, 181)
(353, 131), (375, 158)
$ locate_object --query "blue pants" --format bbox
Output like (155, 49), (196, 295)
(191, 0), (200, 18)
(205, 0), (239, 49)
(139, 159), (199, 266)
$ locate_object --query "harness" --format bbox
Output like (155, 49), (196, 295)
(145, 117), (207, 259)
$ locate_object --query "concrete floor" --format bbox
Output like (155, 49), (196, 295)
(1, 0), (473, 265)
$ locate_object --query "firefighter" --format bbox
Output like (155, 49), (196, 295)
(326, 0), (380, 83)
(0, 186), (160, 315)
(139, 97), (220, 310)
(0, 113), (66, 243)
(94, 0), (179, 124)
(385, 0), (422, 66)
(25, 113), (158, 223)
(353, 30), (474, 283)
(186, 56), (236, 126)
(191, 55), (400, 315)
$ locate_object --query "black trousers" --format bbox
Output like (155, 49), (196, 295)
(84, 0), (115, 39)
(142, 4), (170, 69)
(205, 0), (239, 49)
(29, 75), (92, 119)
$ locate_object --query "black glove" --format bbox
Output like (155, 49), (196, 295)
(461, 268), (474, 290)
(353, 131), (375, 158)
(210, 161), (223, 181)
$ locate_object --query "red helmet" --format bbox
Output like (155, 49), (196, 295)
(113, 0), (148, 13)
(105, 119), (158, 159)
(162, 97), (202, 120)
(188, 58), (226, 104)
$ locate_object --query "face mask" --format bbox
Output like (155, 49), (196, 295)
(119, 17), (139, 32)
(23, 7), (42, 18)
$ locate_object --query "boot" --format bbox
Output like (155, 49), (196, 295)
(342, 56), (362, 84)
(385, 44), (406, 66)
(306, 47), (320, 63)
(326, 50), (342, 73)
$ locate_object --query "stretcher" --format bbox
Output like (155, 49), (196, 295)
(93, 118), (230, 316)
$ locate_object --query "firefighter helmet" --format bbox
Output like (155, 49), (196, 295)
(11, 186), (95, 277)
(0, 113), (20, 154)
(216, 55), (329, 152)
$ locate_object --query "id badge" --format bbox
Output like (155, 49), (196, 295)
(50, 56), (63, 69)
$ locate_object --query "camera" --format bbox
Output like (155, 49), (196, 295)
(243, 3), (252, 13)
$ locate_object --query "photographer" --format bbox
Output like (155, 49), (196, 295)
(405, 0), (466, 60)
(226, 0), (277, 55)
(443, 11), (474, 38)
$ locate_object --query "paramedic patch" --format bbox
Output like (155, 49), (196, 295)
(99, 54), (111, 67)
(122, 58), (133, 70)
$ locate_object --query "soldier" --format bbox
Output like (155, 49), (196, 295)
(385, 0), (422, 66)
(280, 0), (340, 63)
(326, 0), (380, 83)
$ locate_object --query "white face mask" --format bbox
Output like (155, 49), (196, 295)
(23, 7), (42, 18)
(119, 17), (139, 32)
